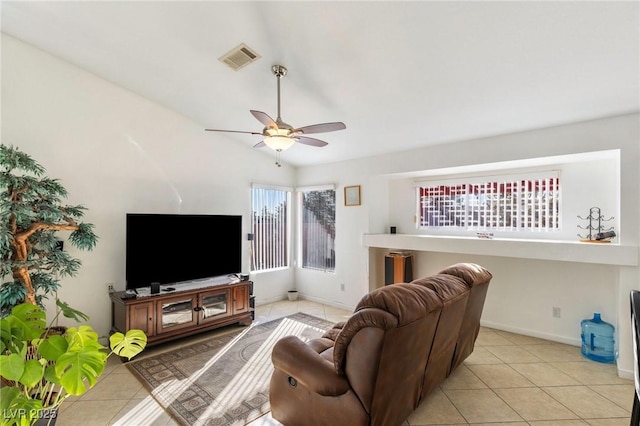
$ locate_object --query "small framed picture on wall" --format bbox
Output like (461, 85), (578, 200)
(344, 185), (361, 206)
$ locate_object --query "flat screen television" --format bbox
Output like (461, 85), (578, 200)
(125, 213), (242, 290)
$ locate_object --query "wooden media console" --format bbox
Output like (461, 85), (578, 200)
(110, 280), (252, 346)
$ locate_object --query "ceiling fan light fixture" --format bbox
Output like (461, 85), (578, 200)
(264, 135), (296, 151)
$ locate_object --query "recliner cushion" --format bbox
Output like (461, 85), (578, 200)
(438, 263), (493, 288)
(333, 283), (442, 375)
(355, 282), (442, 325)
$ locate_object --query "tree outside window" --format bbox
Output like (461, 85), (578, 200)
(300, 189), (335, 272)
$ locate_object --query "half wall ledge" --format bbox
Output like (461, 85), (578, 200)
(362, 234), (638, 266)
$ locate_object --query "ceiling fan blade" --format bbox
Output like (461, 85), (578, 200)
(294, 122), (346, 135)
(250, 110), (277, 128)
(205, 128), (262, 135)
(253, 141), (266, 148)
(297, 136), (328, 147)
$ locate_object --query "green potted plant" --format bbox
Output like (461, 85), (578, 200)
(0, 144), (98, 316)
(0, 300), (147, 426)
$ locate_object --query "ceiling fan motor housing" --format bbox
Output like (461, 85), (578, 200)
(272, 64), (287, 78)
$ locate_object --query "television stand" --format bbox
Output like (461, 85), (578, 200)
(110, 280), (252, 347)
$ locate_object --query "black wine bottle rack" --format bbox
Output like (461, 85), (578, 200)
(577, 207), (614, 241)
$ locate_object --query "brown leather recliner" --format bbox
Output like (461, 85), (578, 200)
(269, 263), (492, 426)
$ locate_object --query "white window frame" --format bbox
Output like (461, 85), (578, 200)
(296, 184), (336, 273)
(415, 171), (560, 234)
(250, 183), (291, 273)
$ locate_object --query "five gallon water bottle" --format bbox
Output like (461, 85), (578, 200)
(580, 312), (616, 363)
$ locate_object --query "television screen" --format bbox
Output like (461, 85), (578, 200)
(125, 214), (242, 290)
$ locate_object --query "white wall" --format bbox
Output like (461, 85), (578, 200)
(297, 114), (640, 378)
(294, 161), (373, 310)
(1, 34), (296, 336)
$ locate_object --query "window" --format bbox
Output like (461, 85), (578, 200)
(299, 186), (336, 272)
(417, 172), (560, 232)
(251, 185), (290, 272)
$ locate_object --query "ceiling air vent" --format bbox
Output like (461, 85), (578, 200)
(219, 43), (260, 71)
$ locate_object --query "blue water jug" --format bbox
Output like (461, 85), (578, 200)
(581, 312), (616, 363)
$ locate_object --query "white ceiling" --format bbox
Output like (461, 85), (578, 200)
(2, 1), (638, 167)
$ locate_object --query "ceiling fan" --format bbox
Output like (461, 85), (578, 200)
(205, 64), (346, 166)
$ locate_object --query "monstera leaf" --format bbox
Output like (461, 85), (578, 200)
(16, 358), (45, 389)
(56, 299), (90, 322)
(0, 303), (46, 353)
(38, 334), (68, 361)
(54, 346), (107, 395)
(0, 353), (26, 382)
(0, 387), (44, 426)
(64, 325), (103, 351)
(109, 329), (147, 360)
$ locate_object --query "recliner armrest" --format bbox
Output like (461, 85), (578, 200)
(271, 335), (351, 396)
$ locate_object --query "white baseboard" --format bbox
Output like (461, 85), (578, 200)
(294, 294), (354, 312)
(254, 294), (353, 311)
(617, 367), (634, 380)
(480, 319), (581, 347)
(254, 295), (289, 306)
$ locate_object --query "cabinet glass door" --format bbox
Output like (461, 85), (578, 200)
(201, 291), (229, 321)
(158, 297), (196, 332)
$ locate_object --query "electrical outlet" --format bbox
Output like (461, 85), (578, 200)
(107, 283), (115, 293)
(340, 283), (345, 291)
(552, 307), (561, 318)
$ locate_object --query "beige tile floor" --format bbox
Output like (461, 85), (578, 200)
(56, 300), (633, 425)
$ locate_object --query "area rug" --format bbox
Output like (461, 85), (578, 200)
(127, 313), (335, 426)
